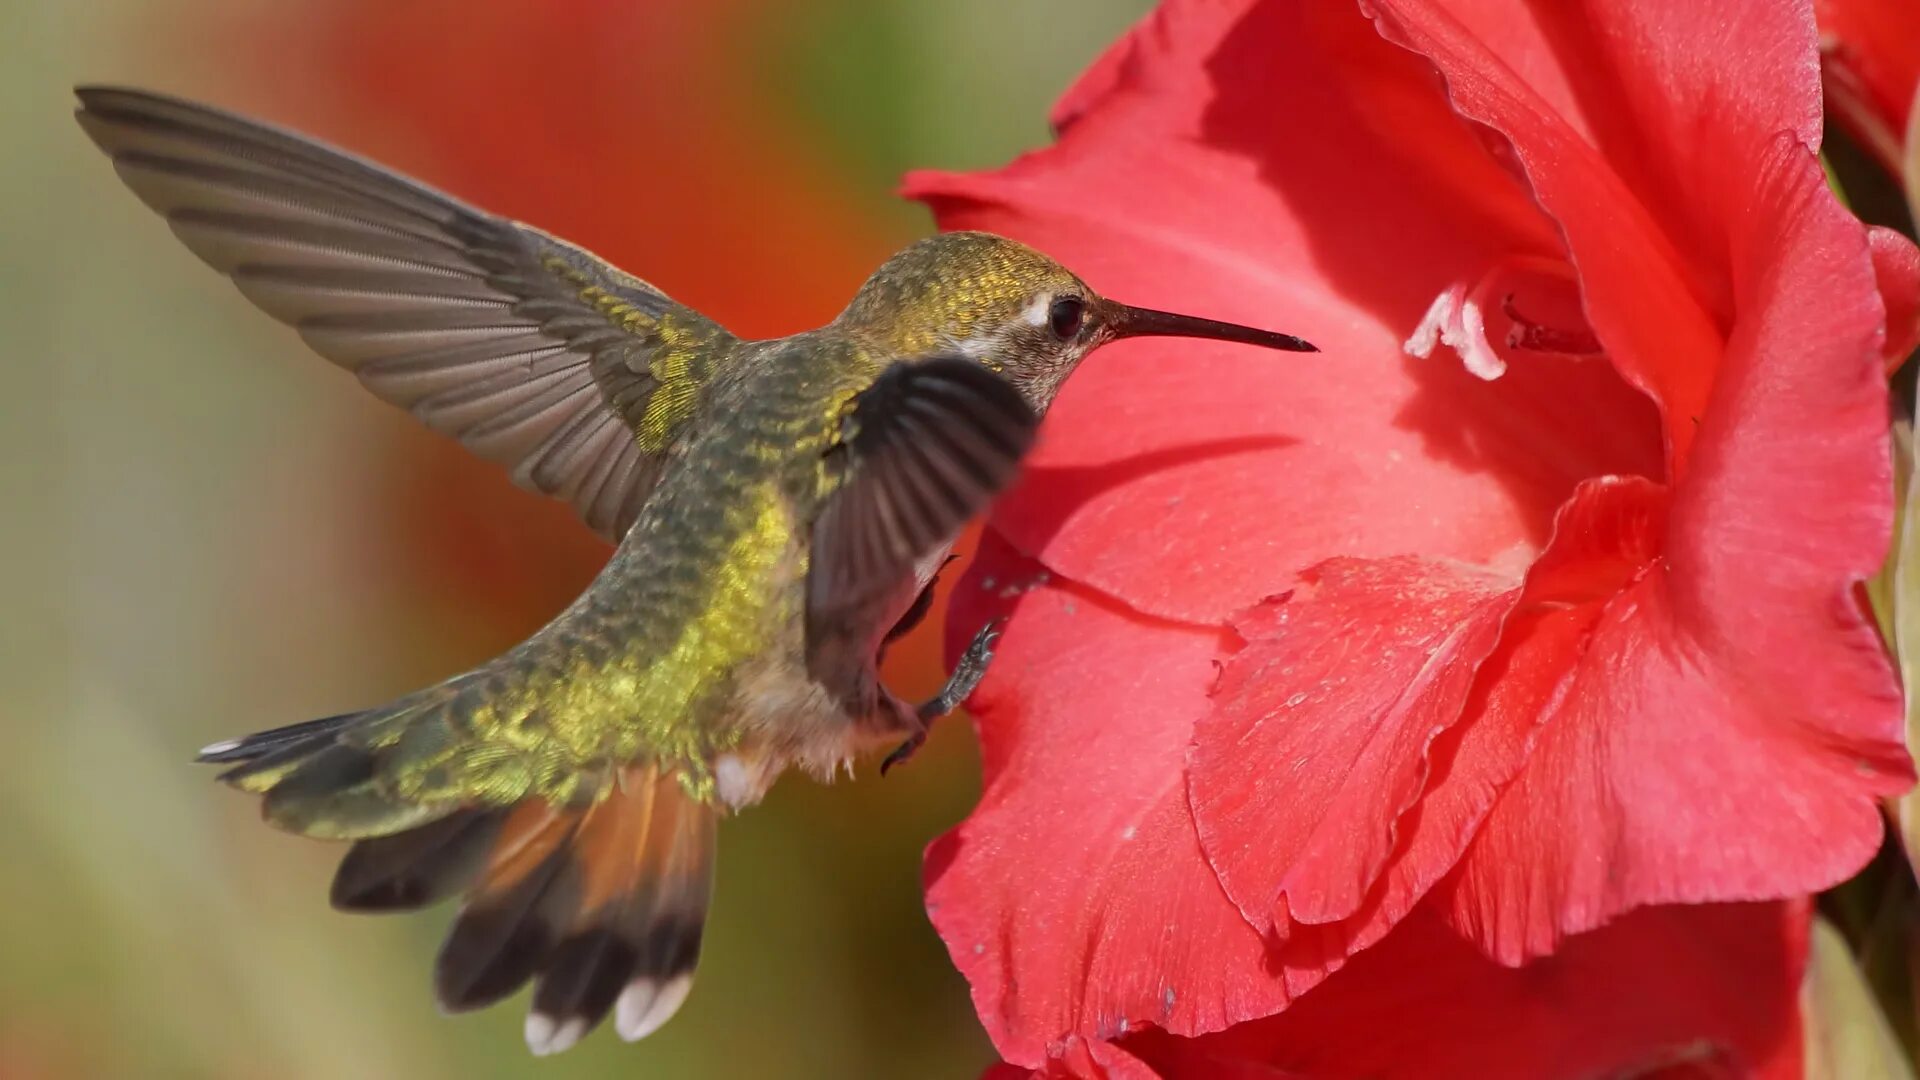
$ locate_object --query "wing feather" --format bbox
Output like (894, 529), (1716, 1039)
(77, 85), (737, 542)
(805, 356), (1037, 676)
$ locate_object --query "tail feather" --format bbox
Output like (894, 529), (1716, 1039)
(201, 705), (719, 1054)
(434, 802), (582, 1013)
(331, 808), (508, 912)
(265, 740), (450, 839)
(196, 711), (363, 764)
(203, 688), (470, 840)
(530, 768), (716, 1052)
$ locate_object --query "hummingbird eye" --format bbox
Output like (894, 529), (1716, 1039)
(1047, 295), (1086, 340)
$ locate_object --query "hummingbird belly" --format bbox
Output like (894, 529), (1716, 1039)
(714, 538), (952, 807)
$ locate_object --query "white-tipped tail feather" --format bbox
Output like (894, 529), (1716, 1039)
(524, 1013), (590, 1057)
(616, 974), (695, 1042)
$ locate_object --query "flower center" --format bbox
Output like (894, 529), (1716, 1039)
(1405, 255), (1600, 379)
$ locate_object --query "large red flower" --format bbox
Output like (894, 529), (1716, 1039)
(911, 0), (1916, 1070)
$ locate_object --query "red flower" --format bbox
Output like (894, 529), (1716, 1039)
(910, 0), (1916, 1070)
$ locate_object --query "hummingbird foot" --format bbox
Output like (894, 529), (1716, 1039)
(878, 730), (925, 776)
(919, 619), (1003, 721)
(880, 619), (1004, 776)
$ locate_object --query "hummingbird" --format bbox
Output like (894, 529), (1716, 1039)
(75, 86), (1315, 1055)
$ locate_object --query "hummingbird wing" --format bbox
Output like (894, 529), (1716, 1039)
(806, 355), (1037, 672)
(75, 86), (733, 542)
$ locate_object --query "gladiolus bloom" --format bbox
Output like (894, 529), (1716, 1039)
(911, 0), (1917, 1071)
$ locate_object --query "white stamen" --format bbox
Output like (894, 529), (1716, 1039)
(1404, 282), (1507, 380)
(1455, 297), (1505, 380)
(1404, 288), (1454, 359)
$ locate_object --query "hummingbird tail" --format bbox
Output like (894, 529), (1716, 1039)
(211, 706), (718, 1053)
(199, 680), (720, 1051)
(426, 767), (719, 1053)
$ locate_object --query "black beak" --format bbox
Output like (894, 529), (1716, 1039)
(1107, 303), (1317, 352)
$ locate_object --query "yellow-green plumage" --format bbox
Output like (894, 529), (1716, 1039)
(267, 234), (1100, 834)
(210, 229), (1074, 840)
(76, 84), (1314, 1055)
(346, 332), (886, 818)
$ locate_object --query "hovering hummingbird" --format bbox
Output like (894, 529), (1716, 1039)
(75, 86), (1315, 1055)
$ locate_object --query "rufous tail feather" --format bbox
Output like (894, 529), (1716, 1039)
(202, 711), (717, 1055)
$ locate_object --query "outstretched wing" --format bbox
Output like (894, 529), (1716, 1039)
(75, 86), (733, 542)
(806, 356), (1037, 675)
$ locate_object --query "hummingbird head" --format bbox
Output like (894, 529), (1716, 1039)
(836, 231), (1316, 411)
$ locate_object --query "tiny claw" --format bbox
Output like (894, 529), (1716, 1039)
(880, 731), (926, 776)
(918, 619), (1003, 722)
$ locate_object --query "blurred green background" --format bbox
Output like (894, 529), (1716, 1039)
(0, 2), (1147, 1076)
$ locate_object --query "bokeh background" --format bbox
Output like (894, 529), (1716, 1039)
(0, 2), (1149, 1076)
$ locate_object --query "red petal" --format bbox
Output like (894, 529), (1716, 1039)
(1366, 0), (1768, 474)
(991, 1036), (1308, 1080)
(993, 1038), (1170, 1080)
(1869, 225), (1920, 371)
(1188, 478), (1659, 962)
(928, 536), (1348, 1066)
(911, 0), (1660, 624)
(1114, 901), (1808, 1080)
(1365, 0), (1890, 480)
(1447, 478), (1909, 962)
(1189, 558), (1513, 932)
(1353, 0), (1910, 962)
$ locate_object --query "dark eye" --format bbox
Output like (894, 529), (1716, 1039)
(1048, 295), (1086, 340)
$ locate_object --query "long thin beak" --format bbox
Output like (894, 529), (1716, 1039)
(1108, 303), (1317, 352)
